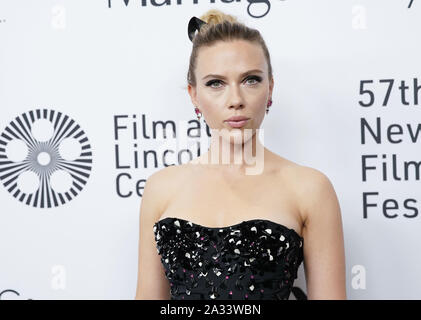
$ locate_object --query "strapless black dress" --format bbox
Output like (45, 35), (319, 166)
(153, 217), (304, 300)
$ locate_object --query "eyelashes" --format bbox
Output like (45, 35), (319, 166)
(205, 75), (263, 88)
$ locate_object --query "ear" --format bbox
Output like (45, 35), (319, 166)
(187, 84), (198, 107)
(268, 76), (274, 99)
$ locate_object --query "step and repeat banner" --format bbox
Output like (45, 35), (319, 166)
(0, 0), (420, 299)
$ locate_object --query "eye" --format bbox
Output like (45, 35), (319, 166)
(205, 75), (262, 89)
(245, 75), (262, 85)
(205, 79), (223, 89)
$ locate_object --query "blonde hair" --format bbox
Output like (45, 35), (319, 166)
(187, 9), (273, 87)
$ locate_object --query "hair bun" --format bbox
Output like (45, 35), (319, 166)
(200, 9), (238, 25)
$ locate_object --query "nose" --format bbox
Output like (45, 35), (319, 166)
(227, 85), (244, 110)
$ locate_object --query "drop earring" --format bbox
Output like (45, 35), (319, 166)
(194, 106), (202, 120)
(266, 99), (272, 114)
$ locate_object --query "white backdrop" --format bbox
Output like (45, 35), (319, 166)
(0, 0), (420, 299)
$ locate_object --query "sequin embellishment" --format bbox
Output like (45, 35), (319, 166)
(153, 217), (304, 300)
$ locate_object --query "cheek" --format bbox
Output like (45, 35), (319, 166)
(197, 93), (214, 111)
(251, 101), (266, 118)
(252, 108), (266, 128)
(198, 97), (222, 124)
(199, 104), (220, 128)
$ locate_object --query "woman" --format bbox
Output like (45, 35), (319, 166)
(135, 9), (346, 300)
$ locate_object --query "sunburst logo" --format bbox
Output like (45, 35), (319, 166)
(0, 109), (93, 208)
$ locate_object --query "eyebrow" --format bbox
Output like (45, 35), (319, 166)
(202, 69), (264, 80)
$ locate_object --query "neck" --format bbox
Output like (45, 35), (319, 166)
(198, 128), (266, 175)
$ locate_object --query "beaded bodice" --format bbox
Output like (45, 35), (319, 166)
(153, 217), (304, 300)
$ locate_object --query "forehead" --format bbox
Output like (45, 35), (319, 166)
(195, 40), (267, 76)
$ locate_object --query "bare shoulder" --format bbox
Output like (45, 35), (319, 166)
(295, 166), (339, 227)
(275, 157), (338, 226)
(144, 164), (185, 218)
(289, 164), (334, 192)
(147, 162), (196, 190)
(147, 164), (179, 183)
(279, 162), (346, 299)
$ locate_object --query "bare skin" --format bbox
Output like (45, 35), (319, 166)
(135, 39), (347, 300)
(158, 149), (304, 238)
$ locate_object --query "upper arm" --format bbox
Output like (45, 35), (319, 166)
(134, 169), (172, 300)
(299, 167), (347, 300)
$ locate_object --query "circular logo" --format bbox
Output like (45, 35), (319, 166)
(0, 109), (93, 208)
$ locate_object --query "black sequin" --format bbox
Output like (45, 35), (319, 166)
(153, 217), (304, 300)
